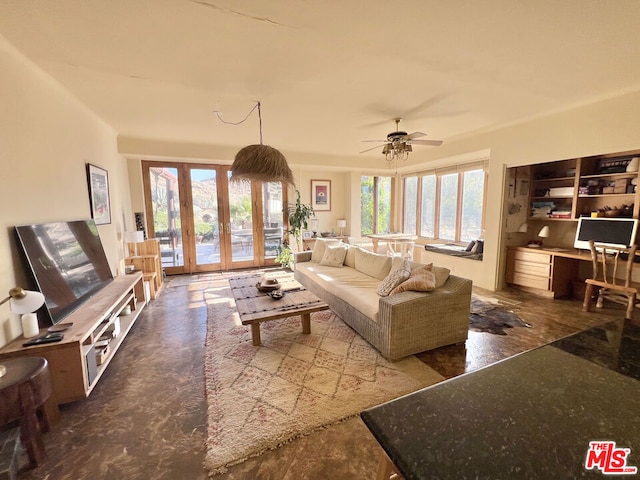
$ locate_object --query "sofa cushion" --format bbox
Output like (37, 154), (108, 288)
(354, 248), (392, 280)
(390, 263), (436, 294)
(319, 244), (348, 267)
(295, 262), (380, 320)
(377, 259), (411, 296)
(343, 246), (356, 268)
(311, 238), (340, 263)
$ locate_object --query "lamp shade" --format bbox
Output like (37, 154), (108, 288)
(517, 222), (528, 233)
(124, 230), (144, 243)
(7, 289), (45, 314)
(538, 226), (550, 238)
(230, 144), (295, 186)
(337, 219), (347, 228)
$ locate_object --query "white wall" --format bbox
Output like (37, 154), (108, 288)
(0, 35), (133, 347)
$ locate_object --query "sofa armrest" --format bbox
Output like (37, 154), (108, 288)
(294, 251), (312, 264)
(377, 274), (472, 360)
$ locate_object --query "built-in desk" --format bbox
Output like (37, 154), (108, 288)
(506, 245), (612, 298)
(361, 320), (640, 479)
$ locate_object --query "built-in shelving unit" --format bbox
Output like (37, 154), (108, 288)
(528, 150), (640, 221)
(0, 272), (146, 404)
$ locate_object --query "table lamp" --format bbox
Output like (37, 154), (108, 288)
(537, 226), (550, 246)
(0, 287), (46, 339)
(337, 219), (347, 237)
(124, 230), (145, 256)
(309, 218), (319, 238)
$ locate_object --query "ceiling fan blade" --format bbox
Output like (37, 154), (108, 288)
(411, 139), (444, 147)
(360, 144), (386, 154)
(404, 132), (426, 141)
(361, 139), (387, 143)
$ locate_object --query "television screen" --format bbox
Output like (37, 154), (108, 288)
(15, 220), (113, 325)
(574, 217), (639, 250)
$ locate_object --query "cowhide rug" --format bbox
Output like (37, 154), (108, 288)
(469, 297), (532, 335)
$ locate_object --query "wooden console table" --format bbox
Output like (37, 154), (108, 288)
(0, 273), (146, 405)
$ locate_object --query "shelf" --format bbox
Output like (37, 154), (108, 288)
(528, 217), (577, 222)
(581, 172), (638, 180)
(532, 176), (574, 182)
(578, 193), (635, 198)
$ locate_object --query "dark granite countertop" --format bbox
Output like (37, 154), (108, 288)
(361, 320), (640, 479)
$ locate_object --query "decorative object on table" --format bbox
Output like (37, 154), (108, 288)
(215, 101), (295, 186)
(311, 179), (331, 211)
(0, 287), (45, 338)
(255, 278), (280, 292)
(203, 290), (444, 475)
(337, 219), (347, 236)
(266, 290), (285, 300)
(124, 230), (144, 256)
(469, 297), (531, 335)
(86, 163), (111, 225)
(627, 157), (639, 172)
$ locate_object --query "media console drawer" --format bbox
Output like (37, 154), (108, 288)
(511, 271), (550, 290)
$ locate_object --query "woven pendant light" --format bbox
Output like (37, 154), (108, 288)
(226, 102), (295, 186)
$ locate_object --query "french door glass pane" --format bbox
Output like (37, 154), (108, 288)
(228, 172), (253, 262)
(149, 167), (184, 267)
(439, 173), (458, 241)
(403, 176), (418, 234)
(262, 182), (284, 258)
(460, 169), (485, 242)
(191, 169), (220, 266)
(420, 174), (436, 238)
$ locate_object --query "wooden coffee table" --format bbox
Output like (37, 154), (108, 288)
(229, 274), (328, 346)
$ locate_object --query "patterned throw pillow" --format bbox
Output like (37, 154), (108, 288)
(319, 244), (348, 267)
(390, 263), (437, 294)
(377, 260), (412, 296)
(311, 238), (340, 263)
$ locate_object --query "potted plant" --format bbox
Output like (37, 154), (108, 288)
(287, 190), (314, 251)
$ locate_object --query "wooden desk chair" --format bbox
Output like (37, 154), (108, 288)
(583, 239), (640, 320)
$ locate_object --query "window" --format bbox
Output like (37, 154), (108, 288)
(403, 164), (486, 243)
(361, 176), (392, 235)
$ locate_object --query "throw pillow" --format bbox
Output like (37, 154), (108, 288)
(390, 263), (437, 294)
(311, 238), (340, 263)
(377, 259), (412, 296)
(319, 244), (348, 267)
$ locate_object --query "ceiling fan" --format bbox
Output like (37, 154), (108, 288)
(361, 118), (443, 162)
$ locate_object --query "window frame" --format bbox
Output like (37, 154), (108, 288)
(361, 175), (395, 236)
(402, 162), (488, 243)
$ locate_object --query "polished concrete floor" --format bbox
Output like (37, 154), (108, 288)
(17, 272), (627, 479)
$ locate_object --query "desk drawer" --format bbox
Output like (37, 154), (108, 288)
(513, 260), (551, 277)
(512, 272), (550, 290)
(513, 250), (551, 264)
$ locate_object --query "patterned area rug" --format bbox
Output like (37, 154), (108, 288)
(203, 281), (445, 475)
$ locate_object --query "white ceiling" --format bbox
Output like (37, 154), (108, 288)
(2, 0), (640, 160)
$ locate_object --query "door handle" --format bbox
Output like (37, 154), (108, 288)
(220, 222), (224, 236)
(226, 222), (231, 234)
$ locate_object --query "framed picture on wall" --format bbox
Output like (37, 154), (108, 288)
(311, 179), (331, 211)
(303, 232), (312, 239)
(86, 163), (112, 225)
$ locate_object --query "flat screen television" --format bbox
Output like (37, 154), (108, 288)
(15, 219), (114, 325)
(574, 217), (639, 250)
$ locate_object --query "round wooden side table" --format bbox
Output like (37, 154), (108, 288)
(0, 357), (58, 467)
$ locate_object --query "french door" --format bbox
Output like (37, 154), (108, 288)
(141, 161), (287, 274)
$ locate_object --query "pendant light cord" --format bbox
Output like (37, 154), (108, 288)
(214, 101), (263, 144)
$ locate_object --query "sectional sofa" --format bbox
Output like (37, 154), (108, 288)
(294, 239), (473, 360)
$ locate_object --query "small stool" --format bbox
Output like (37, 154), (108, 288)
(0, 357), (58, 467)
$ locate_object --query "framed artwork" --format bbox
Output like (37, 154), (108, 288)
(311, 179), (331, 211)
(302, 231), (312, 239)
(86, 163), (112, 225)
